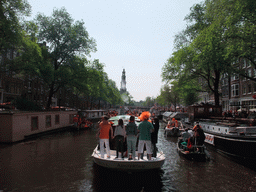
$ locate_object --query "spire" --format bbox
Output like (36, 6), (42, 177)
(120, 69), (127, 94)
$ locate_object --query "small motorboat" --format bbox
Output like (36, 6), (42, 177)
(92, 145), (165, 171)
(164, 126), (184, 137)
(177, 137), (210, 161)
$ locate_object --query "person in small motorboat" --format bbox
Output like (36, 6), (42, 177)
(126, 116), (138, 160)
(166, 121), (171, 128)
(114, 119), (126, 159)
(137, 111), (154, 160)
(174, 120), (179, 128)
(181, 128), (191, 142)
(193, 122), (205, 146)
(97, 115), (113, 158)
(171, 118), (176, 127)
(179, 128), (191, 150)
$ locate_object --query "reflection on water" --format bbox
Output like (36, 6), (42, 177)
(92, 163), (163, 192)
(0, 123), (256, 192)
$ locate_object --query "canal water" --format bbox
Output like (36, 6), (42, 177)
(1, 122), (256, 192)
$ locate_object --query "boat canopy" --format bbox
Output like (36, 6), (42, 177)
(162, 112), (173, 118)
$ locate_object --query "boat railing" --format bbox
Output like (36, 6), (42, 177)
(158, 151), (165, 158)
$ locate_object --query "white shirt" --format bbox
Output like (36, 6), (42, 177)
(114, 125), (126, 137)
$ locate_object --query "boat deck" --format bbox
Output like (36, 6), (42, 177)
(92, 146), (165, 171)
(93, 147), (164, 161)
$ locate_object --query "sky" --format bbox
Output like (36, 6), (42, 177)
(27, 0), (202, 102)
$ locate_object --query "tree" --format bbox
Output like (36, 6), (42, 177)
(162, 1), (234, 106)
(121, 91), (134, 106)
(85, 59), (105, 109)
(0, 0), (31, 54)
(207, 0), (256, 79)
(143, 96), (155, 107)
(104, 78), (123, 106)
(33, 7), (96, 108)
(156, 85), (172, 107)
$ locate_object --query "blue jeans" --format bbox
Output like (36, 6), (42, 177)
(127, 135), (137, 158)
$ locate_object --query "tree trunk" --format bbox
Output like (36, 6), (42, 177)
(214, 71), (220, 106)
(46, 84), (54, 109)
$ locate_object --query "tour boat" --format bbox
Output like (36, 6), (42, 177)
(92, 145), (166, 171)
(108, 115), (141, 126)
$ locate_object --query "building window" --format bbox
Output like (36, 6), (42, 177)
(231, 74), (239, 81)
(55, 114), (60, 124)
(254, 83), (256, 93)
(242, 58), (246, 68)
(46, 115), (51, 128)
(41, 85), (44, 94)
(243, 86), (246, 95)
(7, 50), (11, 59)
(248, 69), (252, 77)
(31, 116), (38, 131)
(248, 84), (252, 94)
(231, 84), (239, 96)
(247, 60), (251, 68)
(28, 82), (31, 89)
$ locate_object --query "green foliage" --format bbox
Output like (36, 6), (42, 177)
(142, 96), (155, 107)
(32, 7), (97, 108)
(15, 97), (42, 111)
(0, 0), (31, 53)
(161, 0), (255, 106)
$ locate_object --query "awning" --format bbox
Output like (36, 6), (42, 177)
(238, 108), (256, 112)
(240, 98), (254, 101)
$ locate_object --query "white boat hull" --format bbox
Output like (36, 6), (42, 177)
(92, 146), (165, 171)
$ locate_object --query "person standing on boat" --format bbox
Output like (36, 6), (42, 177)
(137, 111), (154, 160)
(193, 122), (205, 145)
(114, 119), (126, 159)
(73, 115), (79, 128)
(151, 117), (159, 157)
(97, 115), (113, 158)
(126, 116), (138, 160)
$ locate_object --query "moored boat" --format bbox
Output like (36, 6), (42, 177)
(91, 145), (165, 171)
(199, 120), (256, 161)
(164, 126), (183, 137)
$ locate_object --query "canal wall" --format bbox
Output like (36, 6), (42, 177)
(0, 111), (77, 143)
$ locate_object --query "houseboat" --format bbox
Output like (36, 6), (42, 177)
(200, 119), (256, 161)
(0, 110), (77, 143)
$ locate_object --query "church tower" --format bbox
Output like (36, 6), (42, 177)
(120, 69), (127, 94)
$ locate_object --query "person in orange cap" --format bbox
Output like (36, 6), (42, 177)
(137, 111), (154, 160)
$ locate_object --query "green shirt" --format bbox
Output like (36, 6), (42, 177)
(138, 120), (154, 140)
